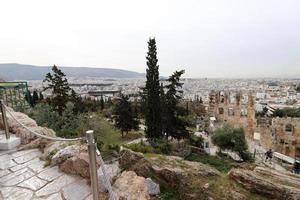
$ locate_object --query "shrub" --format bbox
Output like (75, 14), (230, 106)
(125, 141), (153, 154)
(150, 139), (172, 155)
(212, 125), (253, 162)
(189, 135), (204, 148)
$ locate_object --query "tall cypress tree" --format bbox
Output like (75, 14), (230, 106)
(144, 38), (162, 139)
(100, 95), (105, 110)
(32, 90), (39, 106)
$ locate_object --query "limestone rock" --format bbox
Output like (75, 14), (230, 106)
(118, 148), (145, 169)
(229, 166), (300, 200)
(98, 162), (120, 192)
(119, 149), (220, 199)
(42, 141), (68, 159)
(0, 106), (56, 144)
(60, 152), (99, 178)
(145, 178), (160, 195)
(113, 171), (150, 200)
(51, 145), (81, 166)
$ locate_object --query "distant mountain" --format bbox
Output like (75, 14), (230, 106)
(0, 63), (145, 80)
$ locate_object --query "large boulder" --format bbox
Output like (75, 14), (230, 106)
(51, 145), (82, 166)
(229, 166), (300, 200)
(113, 171), (150, 200)
(119, 149), (220, 199)
(0, 107), (56, 144)
(145, 178), (160, 195)
(98, 162), (120, 192)
(59, 152), (99, 178)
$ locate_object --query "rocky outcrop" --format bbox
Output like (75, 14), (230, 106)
(98, 162), (121, 192)
(60, 152), (95, 178)
(113, 171), (150, 200)
(119, 148), (220, 199)
(0, 107), (56, 144)
(229, 166), (300, 200)
(145, 178), (160, 195)
(51, 145), (86, 166)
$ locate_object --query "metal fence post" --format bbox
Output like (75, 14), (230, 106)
(86, 130), (99, 200)
(0, 100), (10, 140)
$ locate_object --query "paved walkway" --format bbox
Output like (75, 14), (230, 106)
(0, 149), (93, 200)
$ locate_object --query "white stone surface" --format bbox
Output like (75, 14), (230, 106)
(0, 169), (11, 178)
(36, 175), (78, 197)
(13, 150), (42, 164)
(18, 176), (48, 191)
(11, 149), (40, 158)
(62, 179), (91, 200)
(33, 193), (63, 200)
(37, 166), (63, 181)
(1, 168), (35, 186)
(0, 136), (21, 150)
(0, 187), (33, 200)
(0, 159), (17, 169)
(10, 158), (40, 172)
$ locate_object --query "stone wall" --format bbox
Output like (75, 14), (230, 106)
(208, 90), (300, 159)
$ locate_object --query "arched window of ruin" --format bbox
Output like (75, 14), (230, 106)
(228, 108), (235, 116)
(285, 124), (293, 132)
(240, 109), (247, 117)
(219, 107), (224, 114)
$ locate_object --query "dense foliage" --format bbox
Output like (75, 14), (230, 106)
(272, 107), (300, 118)
(144, 38), (162, 140)
(162, 70), (189, 140)
(212, 125), (252, 162)
(43, 65), (71, 115)
(113, 94), (139, 137)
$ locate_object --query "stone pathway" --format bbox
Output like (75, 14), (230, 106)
(0, 148), (93, 200)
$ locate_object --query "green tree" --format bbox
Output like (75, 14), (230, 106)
(164, 70), (189, 140)
(32, 90), (39, 106)
(43, 65), (71, 115)
(100, 95), (105, 110)
(25, 90), (33, 107)
(39, 92), (44, 100)
(212, 125), (252, 162)
(69, 89), (83, 113)
(144, 38), (162, 140)
(113, 94), (139, 137)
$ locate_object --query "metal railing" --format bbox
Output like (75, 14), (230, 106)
(0, 101), (116, 200)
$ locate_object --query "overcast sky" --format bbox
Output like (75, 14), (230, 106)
(0, 0), (299, 78)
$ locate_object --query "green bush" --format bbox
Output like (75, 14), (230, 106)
(212, 125), (253, 162)
(125, 141), (154, 154)
(150, 139), (172, 155)
(189, 135), (204, 148)
(186, 153), (233, 173)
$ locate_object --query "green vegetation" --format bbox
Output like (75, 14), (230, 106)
(144, 37), (163, 139)
(125, 140), (173, 155)
(212, 125), (253, 162)
(186, 153), (234, 173)
(272, 107), (300, 118)
(43, 65), (72, 115)
(113, 94), (139, 137)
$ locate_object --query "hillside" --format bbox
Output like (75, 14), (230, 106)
(0, 63), (145, 80)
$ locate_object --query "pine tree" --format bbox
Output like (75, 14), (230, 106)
(144, 38), (162, 140)
(100, 95), (105, 110)
(25, 90), (33, 107)
(164, 70), (189, 140)
(69, 89), (83, 113)
(39, 92), (44, 100)
(113, 94), (139, 137)
(32, 90), (39, 106)
(43, 65), (71, 115)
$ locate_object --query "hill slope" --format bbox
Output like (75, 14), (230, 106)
(0, 63), (145, 80)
